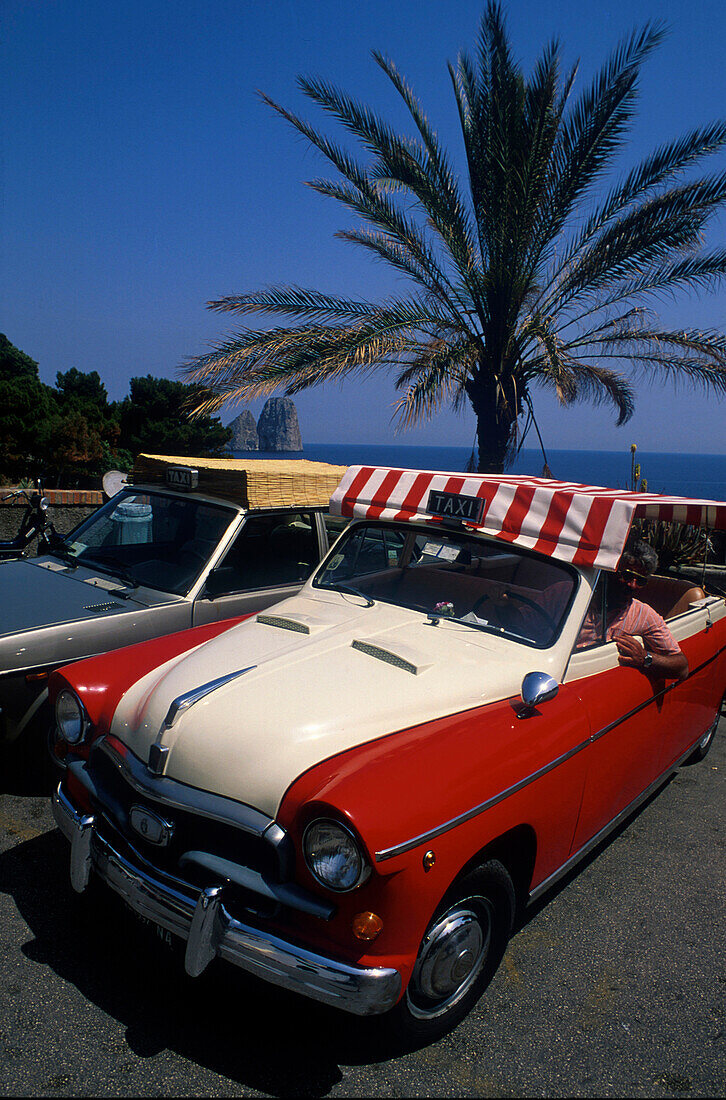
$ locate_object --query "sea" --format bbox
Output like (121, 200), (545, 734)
(232, 445), (726, 501)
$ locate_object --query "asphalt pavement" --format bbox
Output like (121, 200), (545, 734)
(0, 718), (724, 1098)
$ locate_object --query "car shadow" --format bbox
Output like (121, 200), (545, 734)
(4, 761), (704, 1084)
(0, 725), (60, 797)
(515, 773), (677, 931)
(0, 760), (59, 797)
(0, 828), (412, 1093)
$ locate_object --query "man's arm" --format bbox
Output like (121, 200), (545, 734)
(615, 633), (689, 680)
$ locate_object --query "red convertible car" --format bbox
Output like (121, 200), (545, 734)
(49, 466), (726, 1041)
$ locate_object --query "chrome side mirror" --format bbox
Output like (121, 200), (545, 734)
(520, 671), (559, 715)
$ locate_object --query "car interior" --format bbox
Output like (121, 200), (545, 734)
(317, 524), (576, 646)
(204, 512), (319, 595)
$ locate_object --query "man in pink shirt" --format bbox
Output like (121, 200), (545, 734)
(578, 539), (689, 680)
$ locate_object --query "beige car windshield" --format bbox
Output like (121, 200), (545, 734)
(316, 523), (576, 648)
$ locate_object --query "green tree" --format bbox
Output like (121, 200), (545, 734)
(185, 3), (726, 472)
(0, 339), (229, 484)
(118, 375), (231, 458)
(55, 367), (109, 414)
(0, 334), (56, 481)
(46, 367), (128, 485)
(45, 409), (107, 485)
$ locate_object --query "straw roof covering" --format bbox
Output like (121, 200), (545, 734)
(132, 454), (347, 510)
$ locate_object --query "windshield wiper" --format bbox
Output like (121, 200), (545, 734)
(326, 583), (375, 608)
(78, 554), (139, 591)
(47, 543), (80, 568)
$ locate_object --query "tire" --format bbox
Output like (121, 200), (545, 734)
(687, 705), (721, 764)
(386, 859), (516, 1044)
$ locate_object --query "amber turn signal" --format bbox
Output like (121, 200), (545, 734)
(352, 911), (384, 942)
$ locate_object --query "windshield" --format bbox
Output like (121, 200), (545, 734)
(56, 490), (236, 595)
(314, 522), (577, 648)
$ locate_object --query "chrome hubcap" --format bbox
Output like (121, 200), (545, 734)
(700, 716), (718, 748)
(407, 899), (492, 1019)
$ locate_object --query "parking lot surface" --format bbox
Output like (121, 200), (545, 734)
(1, 717), (724, 1098)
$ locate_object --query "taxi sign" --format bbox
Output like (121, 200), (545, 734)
(165, 467), (199, 490)
(426, 489), (484, 524)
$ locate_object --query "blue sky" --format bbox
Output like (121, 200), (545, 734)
(3, 0), (726, 453)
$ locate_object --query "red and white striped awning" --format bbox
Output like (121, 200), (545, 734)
(330, 466), (726, 570)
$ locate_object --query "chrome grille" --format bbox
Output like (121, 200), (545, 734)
(77, 742), (285, 885)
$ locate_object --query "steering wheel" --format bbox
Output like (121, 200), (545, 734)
(471, 590), (558, 637)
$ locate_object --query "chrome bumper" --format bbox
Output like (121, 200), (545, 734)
(52, 783), (401, 1016)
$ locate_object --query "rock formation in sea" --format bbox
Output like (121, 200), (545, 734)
(228, 410), (259, 450)
(257, 397), (303, 451)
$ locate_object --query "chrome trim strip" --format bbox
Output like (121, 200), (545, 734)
(584, 645), (724, 745)
(159, 665), (257, 732)
(375, 734), (591, 862)
(151, 666), (256, 774)
(97, 738), (276, 839)
(147, 744), (169, 776)
(527, 730), (709, 904)
(375, 650), (725, 862)
(52, 785), (401, 1016)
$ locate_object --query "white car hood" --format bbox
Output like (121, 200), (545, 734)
(110, 591), (546, 817)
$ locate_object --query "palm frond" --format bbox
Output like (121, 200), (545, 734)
(578, 121), (726, 241)
(188, 2), (726, 472)
(525, 317), (636, 422)
(528, 21), (666, 280)
(555, 173), (726, 305)
(393, 341), (475, 428)
(205, 286), (449, 327)
(186, 322), (425, 415)
(534, 357), (636, 424)
(298, 71), (484, 318)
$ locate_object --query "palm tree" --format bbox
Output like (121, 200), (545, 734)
(185, 2), (726, 473)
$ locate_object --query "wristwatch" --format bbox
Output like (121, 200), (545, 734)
(643, 652), (654, 670)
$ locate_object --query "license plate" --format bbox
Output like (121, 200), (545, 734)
(125, 904), (175, 950)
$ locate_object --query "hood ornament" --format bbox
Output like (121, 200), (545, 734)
(148, 744), (169, 775)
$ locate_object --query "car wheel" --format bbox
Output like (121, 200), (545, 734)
(387, 859), (516, 1044)
(687, 704), (721, 763)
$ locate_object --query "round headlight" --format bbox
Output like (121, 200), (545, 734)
(55, 689), (89, 745)
(303, 819), (370, 892)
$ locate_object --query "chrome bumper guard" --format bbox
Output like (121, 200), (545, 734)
(52, 783), (401, 1016)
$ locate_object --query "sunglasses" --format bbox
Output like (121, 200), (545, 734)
(618, 568), (649, 587)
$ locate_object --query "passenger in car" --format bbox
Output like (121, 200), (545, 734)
(577, 539), (689, 680)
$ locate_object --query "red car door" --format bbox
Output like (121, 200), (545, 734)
(564, 645), (666, 856)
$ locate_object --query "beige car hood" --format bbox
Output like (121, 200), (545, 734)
(110, 591), (551, 817)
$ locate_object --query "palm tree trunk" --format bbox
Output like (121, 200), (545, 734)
(468, 376), (520, 474)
